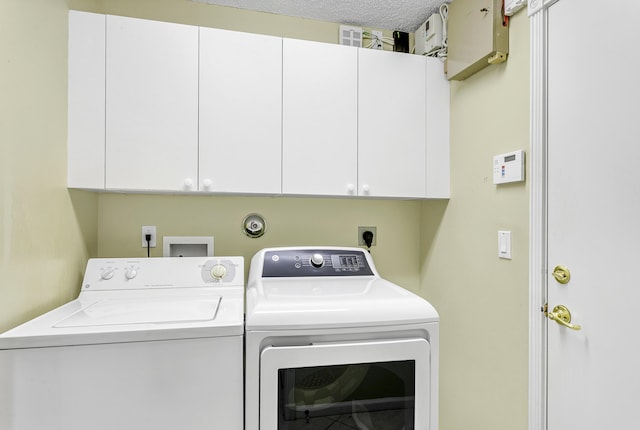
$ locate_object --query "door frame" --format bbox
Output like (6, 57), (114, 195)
(528, 1), (560, 430)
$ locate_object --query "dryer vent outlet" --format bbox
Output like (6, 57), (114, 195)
(358, 226), (377, 247)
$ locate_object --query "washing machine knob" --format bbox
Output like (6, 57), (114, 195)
(310, 253), (324, 268)
(211, 264), (227, 280)
(125, 268), (138, 280)
(100, 268), (115, 280)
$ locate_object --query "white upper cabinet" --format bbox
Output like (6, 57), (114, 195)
(199, 28), (282, 194)
(105, 15), (199, 191)
(358, 49), (427, 198)
(282, 38), (358, 196)
(67, 12), (449, 198)
(425, 57), (450, 198)
(68, 11), (105, 190)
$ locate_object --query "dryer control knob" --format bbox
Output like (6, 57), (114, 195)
(310, 253), (324, 268)
(210, 264), (227, 280)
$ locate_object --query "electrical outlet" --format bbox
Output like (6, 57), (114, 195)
(358, 226), (377, 247)
(141, 225), (157, 248)
(372, 30), (383, 50)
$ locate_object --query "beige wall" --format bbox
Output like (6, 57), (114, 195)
(0, 0), (99, 332)
(1, 0), (530, 429)
(98, 195), (422, 291)
(421, 12), (530, 430)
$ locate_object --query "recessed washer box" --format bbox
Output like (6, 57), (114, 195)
(163, 236), (214, 257)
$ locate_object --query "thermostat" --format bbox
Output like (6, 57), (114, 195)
(493, 150), (525, 184)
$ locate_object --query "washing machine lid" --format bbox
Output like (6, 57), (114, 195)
(0, 290), (244, 349)
(53, 295), (221, 328)
(245, 277), (439, 331)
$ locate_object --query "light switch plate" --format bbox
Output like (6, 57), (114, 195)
(498, 231), (512, 259)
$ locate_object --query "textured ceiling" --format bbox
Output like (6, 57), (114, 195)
(191, 0), (450, 33)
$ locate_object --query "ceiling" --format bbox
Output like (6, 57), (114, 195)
(191, 0), (450, 33)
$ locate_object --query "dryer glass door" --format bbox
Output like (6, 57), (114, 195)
(260, 338), (429, 430)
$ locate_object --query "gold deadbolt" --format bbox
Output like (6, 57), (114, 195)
(552, 265), (571, 284)
(545, 304), (582, 331)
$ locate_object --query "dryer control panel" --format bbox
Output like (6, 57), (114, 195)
(262, 249), (374, 277)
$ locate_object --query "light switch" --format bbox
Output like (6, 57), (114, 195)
(498, 231), (512, 259)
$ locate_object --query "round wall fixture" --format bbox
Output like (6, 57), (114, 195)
(242, 213), (267, 238)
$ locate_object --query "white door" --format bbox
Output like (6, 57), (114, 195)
(546, 0), (640, 428)
(105, 16), (198, 191)
(199, 28), (282, 194)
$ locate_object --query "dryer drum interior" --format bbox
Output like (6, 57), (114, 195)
(279, 360), (416, 430)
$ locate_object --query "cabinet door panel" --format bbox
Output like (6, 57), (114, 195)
(199, 28), (282, 194)
(425, 57), (450, 198)
(358, 50), (426, 198)
(68, 11), (105, 189)
(282, 39), (358, 196)
(105, 16), (198, 191)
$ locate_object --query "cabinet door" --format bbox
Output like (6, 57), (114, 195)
(282, 39), (358, 196)
(358, 50), (426, 198)
(425, 57), (450, 198)
(105, 16), (198, 191)
(68, 11), (105, 189)
(199, 28), (282, 194)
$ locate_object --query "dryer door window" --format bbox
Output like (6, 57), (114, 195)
(260, 338), (430, 430)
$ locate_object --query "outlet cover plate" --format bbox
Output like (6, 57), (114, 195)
(358, 226), (377, 246)
(141, 225), (157, 248)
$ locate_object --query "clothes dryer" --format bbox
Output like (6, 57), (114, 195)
(245, 247), (439, 430)
(0, 257), (244, 430)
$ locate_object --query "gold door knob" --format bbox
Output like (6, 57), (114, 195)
(546, 304), (582, 330)
(552, 265), (571, 284)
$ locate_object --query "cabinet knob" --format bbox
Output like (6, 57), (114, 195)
(184, 178), (194, 189)
(362, 184), (370, 194)
(202, 178), (213, 189)
(347, 183), (356, 193)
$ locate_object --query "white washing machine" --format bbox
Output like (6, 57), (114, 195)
(0, 257), (244, 430)
(245, 247), (439, 430)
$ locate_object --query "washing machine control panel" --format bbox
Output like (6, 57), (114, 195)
(262, 249), (374, 277)
(82, 257), (244, 290)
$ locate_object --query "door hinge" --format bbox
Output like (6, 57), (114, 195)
(541, 303), (548, 315)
